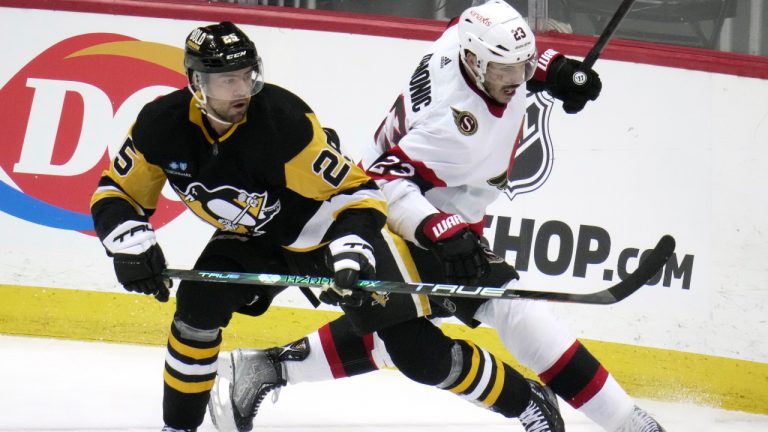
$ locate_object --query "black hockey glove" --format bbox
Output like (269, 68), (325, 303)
(321, 234), (375, 307)
(534, 49), (602, 114)
(102, 220), (171, 302)
(417, 213), (490, 285)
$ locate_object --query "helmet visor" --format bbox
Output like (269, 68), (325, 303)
(485, 56), (537, 87)
(193, 63), (264, 101)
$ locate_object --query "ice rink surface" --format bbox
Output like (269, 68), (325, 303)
(1, 335), (766, 432)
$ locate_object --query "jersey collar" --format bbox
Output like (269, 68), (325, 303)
(188, 98), (247, 143)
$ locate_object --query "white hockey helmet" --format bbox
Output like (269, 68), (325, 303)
(458, 0), (537, 87)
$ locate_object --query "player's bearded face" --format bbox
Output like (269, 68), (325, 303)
(482, 61), (528, 104)
(200, 67), (259, 122)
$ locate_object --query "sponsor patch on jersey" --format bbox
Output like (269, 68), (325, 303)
(166, 161), (192, 177)
(440, 56), (452, 68)
(450, 107), (478, 136)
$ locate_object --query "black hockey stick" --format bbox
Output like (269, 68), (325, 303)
(581, 0), (637, 69)
(164, 235), (674, 305)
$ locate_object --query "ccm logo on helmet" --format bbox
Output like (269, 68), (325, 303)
(226, 51), (246, 60)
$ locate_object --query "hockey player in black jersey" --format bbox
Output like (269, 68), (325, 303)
(209, 2), (665, 432)
(91, 21), (564, 432)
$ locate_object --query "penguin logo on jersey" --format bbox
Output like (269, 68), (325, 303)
(504, 91), (555, 200)
(451, 107), (478, 136)
(177, 183), (281, 235)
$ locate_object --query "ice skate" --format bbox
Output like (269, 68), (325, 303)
(208, 347), (285, 432)
(161, 427), (195, 432)
(615, 406), (666, 432)
(518, 379), (565, 432)
(209, 338), (310, 432)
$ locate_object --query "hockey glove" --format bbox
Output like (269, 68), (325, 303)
(417, 213), (490, 285)
(536, 49), (602, 114)
(102, 220), (171, 302)
(321, 234), (376, 307)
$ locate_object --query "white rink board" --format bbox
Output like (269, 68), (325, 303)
(0, 7), (767, 365)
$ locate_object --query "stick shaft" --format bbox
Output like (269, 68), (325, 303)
(164, 235), (675, 305)
(582, 0), (637, 69)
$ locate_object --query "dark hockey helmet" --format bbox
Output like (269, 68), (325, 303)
(184, 21), (264, 99)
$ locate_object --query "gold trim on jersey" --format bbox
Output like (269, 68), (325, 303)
(90, 186), (146, 216)
(382, 227), (431, 316)
(280, 242), (327, 253)
(188, 97), (247, 143)
(285, 113), (372, 200)
(384, 226), (419, 281)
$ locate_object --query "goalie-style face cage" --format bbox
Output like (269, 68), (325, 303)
(184, 21), (264, 101)
(458, 0), (537, 88)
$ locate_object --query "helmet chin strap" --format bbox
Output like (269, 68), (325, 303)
(188, 85), (234, 128)
(460, 55), (494, 99)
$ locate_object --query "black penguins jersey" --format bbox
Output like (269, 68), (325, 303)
(91, 84), (387, 250)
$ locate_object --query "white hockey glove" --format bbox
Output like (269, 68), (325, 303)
(321, 234), (375, 307)
(102, 220), (171, 302)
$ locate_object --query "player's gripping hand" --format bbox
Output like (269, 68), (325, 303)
(102, 220), (171, 302)
(321, 234), (376, 307)
(538, 49), (602, 114)
(417, 213), (490, 285)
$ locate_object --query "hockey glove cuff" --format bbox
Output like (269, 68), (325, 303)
(417, 213), (490, 285)
(103, 220), (171, 302)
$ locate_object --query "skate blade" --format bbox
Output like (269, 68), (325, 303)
(208, 352), (238, 432)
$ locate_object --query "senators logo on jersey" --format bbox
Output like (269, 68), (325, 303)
(451, 107), (478, 136)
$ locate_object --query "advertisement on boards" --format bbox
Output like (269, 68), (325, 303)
(1, 7), (766, 363)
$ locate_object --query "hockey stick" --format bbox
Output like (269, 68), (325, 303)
(581, 0), (637, 69)
(164, 234), (674, 305)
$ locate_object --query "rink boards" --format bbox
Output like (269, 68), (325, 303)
(0, 0), (767, 416)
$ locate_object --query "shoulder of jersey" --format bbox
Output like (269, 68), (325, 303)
(136, 88), (191, 131)
(254, 83), (311, 115)
(404, 33), (463, 117)
(250, 83), (316, 160)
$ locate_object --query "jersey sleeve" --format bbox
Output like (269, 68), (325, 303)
(90, 123), (167, 242)
(362, 93), (461, 244)
(283, 111), (388, 245)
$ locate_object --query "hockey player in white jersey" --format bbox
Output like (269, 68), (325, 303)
(210, 2), (665, 431)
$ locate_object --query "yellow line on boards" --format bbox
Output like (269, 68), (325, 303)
(1, 284), (766, 415)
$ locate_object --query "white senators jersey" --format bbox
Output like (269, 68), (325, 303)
(361, 23), (527, 245)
